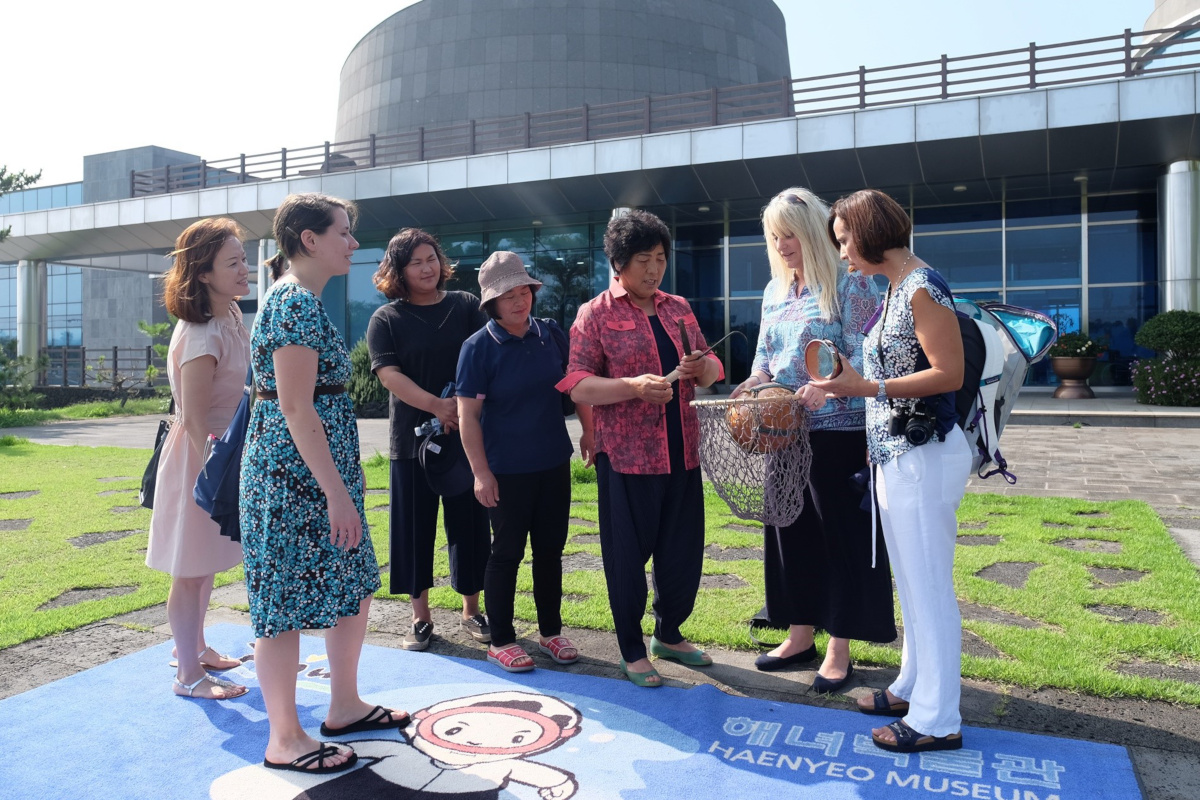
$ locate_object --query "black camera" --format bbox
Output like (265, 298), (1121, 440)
(888, 400), (937, 446)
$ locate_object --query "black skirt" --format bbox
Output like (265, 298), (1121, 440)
(761, 428), (897, 644)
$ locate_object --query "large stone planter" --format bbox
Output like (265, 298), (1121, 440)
(1051, 356), (1097, 399)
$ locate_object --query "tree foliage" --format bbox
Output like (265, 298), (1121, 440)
(0, 166), (42, 244)
(1134, 309), (1200, 360)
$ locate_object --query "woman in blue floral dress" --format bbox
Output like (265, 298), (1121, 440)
(731, 188), (894, 692)
(240, 193), (408, 776)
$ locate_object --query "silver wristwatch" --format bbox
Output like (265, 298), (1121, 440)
(876, 380), (887, 401)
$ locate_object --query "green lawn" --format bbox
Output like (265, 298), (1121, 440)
(0, 397), (168, 429)
(2, 439), (1198, 704)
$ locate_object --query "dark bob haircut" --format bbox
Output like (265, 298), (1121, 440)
(163, 217), (245, 323)
(373, 228), (455, 300)
(603, 209), (671, 274)
(827, 189), (912, 265)
(264, 193), (359, 280)
(481, 285), (538, 320)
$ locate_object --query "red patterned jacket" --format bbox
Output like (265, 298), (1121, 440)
(556, 284), (724, 474)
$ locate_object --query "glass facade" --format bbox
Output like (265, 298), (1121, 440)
(46, 264), (83, 347)
(312, 190), (1158, 388)
(0, 182), (84, 214)
(0, 265), (15, 342)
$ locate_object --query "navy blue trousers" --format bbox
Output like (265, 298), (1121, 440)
(484, 462), (571, 647)
(388, 458), (490, 598)
(595, 453), (705, 663)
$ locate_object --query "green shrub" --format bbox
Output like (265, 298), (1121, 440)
(1135, 310), (1200, 360)
(348, 337), (388, 415)
(1131, 357), (1200, 406)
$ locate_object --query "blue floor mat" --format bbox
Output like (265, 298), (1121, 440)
(0, 624), (1140, 799)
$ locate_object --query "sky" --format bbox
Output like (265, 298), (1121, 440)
(1, 0), (1153, 187)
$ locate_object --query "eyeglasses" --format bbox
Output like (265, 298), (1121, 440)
(777, 192), (806, 207)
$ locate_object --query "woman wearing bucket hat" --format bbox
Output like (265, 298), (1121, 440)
(366, 228), (492, 652)
(556, 210), (724, 687)
(456, 251), (580, 673)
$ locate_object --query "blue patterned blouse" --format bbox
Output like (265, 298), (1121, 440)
(863, 267), (956, 465)
(752, 269), (879, 432)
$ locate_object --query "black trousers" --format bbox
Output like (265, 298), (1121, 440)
(388, 458), (490, 599)
(484, 462), (571, 647)
(762, 429), (897, 643)
(595, 453), (705, 663)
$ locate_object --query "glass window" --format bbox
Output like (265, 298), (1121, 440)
(1006, 227), (1081, 287)
(1006, 287), (1081, 386)
(537, 225), (589, 251)
(51, 185), (67, 207)
(913, 202), (1002, 233)
(36, 187), (51, 211)
(67, 183), (82, 206)
(728, 245), (770, 297)
(489, 229), (534, 253)
(914, 231), (1002, 289)
(1088, 192), (1155, 222)
(674, 223), (722, 250)
(1088, 285), (1157, 386)
(728, 219), (765, 246)
(323, 274), (348, 339)
(673, 248), (722, 298)
(1006, 197), (1081, 228)
(531, 250), (594, 329)
(441, 234), (484, 258)
(729, 299), (762, 383)
(1088, 223), (1156, 284)
(346, 248), (387, 348)
(448, 257), (483, 299)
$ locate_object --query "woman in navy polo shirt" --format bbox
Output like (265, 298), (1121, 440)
(456, 251), (580, 673)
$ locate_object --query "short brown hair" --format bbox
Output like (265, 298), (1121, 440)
(828, 189), (911, 265)
(373, 228), (455, 300)
(264, 193), (359, 280)
(162, 217), (245, 323)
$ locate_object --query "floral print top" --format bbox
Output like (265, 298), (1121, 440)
(863, 267), (955, 466)
(752, 269), (878, 432)
(557, 284), (725, 475)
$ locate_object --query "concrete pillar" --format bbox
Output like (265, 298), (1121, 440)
(257, 239), (273, 307)
(15, 260), (45, 360)
(1158, 160), (1200, 313)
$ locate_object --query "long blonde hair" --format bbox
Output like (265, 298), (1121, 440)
(761, 187), (843, 321)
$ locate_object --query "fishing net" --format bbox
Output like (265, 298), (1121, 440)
(691, 383), (812, 527)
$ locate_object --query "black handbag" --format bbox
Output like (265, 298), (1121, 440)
(139, 400), (175, 509)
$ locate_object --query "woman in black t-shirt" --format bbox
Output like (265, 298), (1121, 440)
(366, 228), (491, 652)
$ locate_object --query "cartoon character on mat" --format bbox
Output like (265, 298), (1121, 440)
(211, 690), (581, 799)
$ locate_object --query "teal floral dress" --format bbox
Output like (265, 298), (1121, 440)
(239, 281), (380, 638)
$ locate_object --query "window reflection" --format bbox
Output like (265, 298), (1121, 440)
(1088, 224), (1156, 284)
(1007, 227), (1081, 287)
(914, 231), (1002, 289)
(1088, 285), (1157, 386)
(729, 299), (761, 382)
(728, 245), (771, 297)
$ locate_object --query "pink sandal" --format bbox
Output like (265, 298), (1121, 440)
(487, 643), (534, 673)
(538, 636), (579, 665)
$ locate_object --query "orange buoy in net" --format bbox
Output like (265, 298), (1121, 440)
(725, 382), (801, 454)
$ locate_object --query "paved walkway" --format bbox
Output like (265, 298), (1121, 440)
(3, 395), (1200, 798)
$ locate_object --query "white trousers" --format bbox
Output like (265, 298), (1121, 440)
(876, 425), (971, 737)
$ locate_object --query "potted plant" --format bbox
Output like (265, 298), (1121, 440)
(1048, 331), (1103, 399)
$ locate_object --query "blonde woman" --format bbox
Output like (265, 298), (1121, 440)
(731, 188), (894, 692)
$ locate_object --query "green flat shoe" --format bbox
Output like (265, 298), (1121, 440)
(649, 636), (713, 667)
(619, 659), (663, 688)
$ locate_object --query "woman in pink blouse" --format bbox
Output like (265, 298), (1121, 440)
(557, 210), (724, 687)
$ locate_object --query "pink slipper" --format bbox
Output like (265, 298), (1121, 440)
(538, 636), (579, 665)
(487, 643), (534, 673)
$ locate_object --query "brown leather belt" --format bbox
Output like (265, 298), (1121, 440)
(256, 384), (346, 401)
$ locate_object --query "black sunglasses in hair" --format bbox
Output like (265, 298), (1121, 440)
(777, 192), (806, 206)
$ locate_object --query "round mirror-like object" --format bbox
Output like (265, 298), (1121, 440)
(804, 339), (843, 380)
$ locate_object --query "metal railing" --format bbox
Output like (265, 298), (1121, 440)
(131, 21), (1200, 196)
(38, 346), (166, 388)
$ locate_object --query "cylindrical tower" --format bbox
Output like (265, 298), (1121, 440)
(335, 0), (790, 142)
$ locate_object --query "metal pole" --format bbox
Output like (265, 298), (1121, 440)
(111, 346), (119, 389)
(1029, 43), (1037, 88)
(858, 66), (867, 108)
(941, 55), (949, 98)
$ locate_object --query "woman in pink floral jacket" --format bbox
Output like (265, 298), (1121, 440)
(557, 210), (724, 687)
